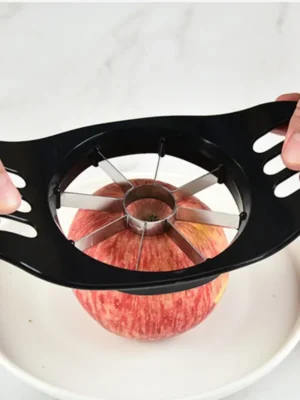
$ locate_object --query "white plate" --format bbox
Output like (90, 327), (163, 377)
(1, 155), (300, 400)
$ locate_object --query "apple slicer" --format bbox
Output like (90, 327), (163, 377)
(0, 101), (298, 295)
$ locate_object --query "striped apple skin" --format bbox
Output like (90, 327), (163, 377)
(69, 179), (229, 341)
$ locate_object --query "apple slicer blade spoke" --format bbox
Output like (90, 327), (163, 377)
(0, 100), (300, 295)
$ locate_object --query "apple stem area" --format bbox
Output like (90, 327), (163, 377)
(125, 198), (174, 224)
(145, 214), (159, 222)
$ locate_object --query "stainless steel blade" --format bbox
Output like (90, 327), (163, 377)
(97, 151), (133, 192)
(173, 169), (219, 201)
(176, 207), (240, 229)
(136, 222), (146, 270)
(75, 215), (127, 251)
(61, 192), (123, 213)
(166, 221), (206, 265)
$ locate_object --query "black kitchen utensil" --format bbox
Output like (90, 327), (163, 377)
(0, 101), (298, 295)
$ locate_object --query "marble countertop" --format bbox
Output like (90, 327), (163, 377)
(0, 2), (299, 399)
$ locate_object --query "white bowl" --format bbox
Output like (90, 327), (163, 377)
(1, 155), (300, 400)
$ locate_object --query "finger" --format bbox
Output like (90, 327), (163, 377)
(281, 99), (300, 171)
(273, 93), (300, 135)
(0, 160), (21, 214)
(276, 93), (300, 102)
(272, 125), (288, 135)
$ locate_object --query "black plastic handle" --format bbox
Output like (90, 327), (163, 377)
(0, 100), (298, 295)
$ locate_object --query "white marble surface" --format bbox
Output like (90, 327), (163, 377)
(0, 2), (300, 399)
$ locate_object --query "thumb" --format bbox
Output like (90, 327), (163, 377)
(0, 160), (21, 214)
(282, 100), (300, 171)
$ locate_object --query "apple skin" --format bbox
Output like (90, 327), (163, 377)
(68, 179), (229, 341)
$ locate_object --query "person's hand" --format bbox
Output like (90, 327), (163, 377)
(275, 93), (300, 171)
(0, 160), (21, 214)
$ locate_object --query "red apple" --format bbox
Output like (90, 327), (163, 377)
(68, 179), (229, 341)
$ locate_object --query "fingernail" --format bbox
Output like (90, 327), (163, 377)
(283, 133), (300, 169)
(0, 161), (21, 214)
